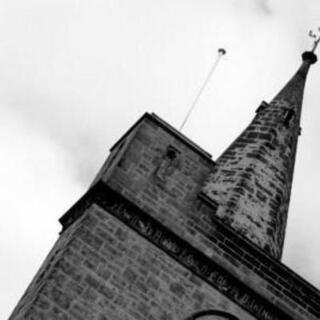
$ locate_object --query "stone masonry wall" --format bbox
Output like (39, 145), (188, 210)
(11, 113), (320, 320)
(90, 122), (139, 188)
(101, 116), (217, 261)
(10, 203), (256, 320)
(89, 114), (320, 320)
(202, 61), (312, 259)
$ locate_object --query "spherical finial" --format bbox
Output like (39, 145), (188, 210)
(302, 29), (319, 64)
(302, 51), (317, 64)
(218, 48), (226, 55)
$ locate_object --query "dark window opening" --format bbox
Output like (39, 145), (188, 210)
(283, 108), (295, 127)
(166, 148), (178, 160)
(155, 146), (180, 181)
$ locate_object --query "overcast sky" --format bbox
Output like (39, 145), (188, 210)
(1, 0), (320, 318)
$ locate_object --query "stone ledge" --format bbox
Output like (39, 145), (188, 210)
(198, 191), (320, 317)
(60, 181), (319, 320)
(110, 112), (214, 161)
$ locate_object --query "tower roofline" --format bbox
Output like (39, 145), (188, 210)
(110, 112), (213, 160)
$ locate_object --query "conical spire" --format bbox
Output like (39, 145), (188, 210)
(202, 50), (317, 259)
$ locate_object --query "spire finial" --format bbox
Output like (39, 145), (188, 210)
(302, 30), (318, 64)
(308, 28), (320, 53)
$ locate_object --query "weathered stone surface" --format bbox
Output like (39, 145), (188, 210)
(11, 181), (320, 320)
(9, 89), (320, 320)
(203, 56), (314, 259)
(10, 202), (258, 320)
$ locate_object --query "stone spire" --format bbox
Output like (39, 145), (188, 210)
(202, 51), (317, 259)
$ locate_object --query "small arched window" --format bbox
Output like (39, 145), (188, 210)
(155, 145), (180, 181)
(282, 108), (295, 127)
(185, 310), (239, 320)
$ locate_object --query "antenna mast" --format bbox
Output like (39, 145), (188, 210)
(179, 48), (226, 131)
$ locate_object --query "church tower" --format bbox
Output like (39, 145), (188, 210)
(9, 50), (320, 319)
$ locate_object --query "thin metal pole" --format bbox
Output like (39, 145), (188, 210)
(179, 48), (226, 131)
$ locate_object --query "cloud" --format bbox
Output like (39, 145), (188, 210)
(1, 3), (320, 318)
(0, 105), (85, 318)
(255, 0), (272, 15)
(231, 0), (272, 16)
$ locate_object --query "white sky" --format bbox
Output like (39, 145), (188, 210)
(0, 0), (319, 318)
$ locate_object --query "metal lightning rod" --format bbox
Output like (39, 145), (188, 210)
(179, 48), (226, 131)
